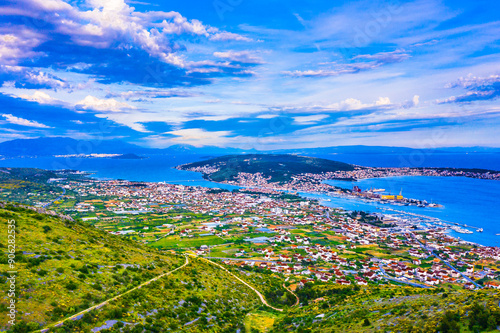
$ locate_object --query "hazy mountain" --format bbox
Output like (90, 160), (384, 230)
(0, 137), (498, 157)
(0, 137), (157, 157)
(0, 137), (252, 157)
(278, 145), (500, 155)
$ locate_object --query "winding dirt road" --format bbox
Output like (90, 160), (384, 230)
(192, 255), (284, 312)
(39, 256), (190, 332)
(282, 283), (299, 307)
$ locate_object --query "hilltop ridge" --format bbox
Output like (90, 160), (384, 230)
(177, 154), (356, 183)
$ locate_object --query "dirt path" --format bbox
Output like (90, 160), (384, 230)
(39, 256), (190, 332)
(282, 283), (299, 307)
(193, 255), (284, 312)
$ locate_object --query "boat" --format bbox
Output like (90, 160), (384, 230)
(372, 188), (385, 192)
(450, 226), (473, 234)
(478, 228), (483, 232)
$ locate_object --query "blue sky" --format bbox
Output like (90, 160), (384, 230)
(0, 0), (499, 149)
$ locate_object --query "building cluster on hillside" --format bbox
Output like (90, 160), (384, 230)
(318, 167), (500, 181)
(65, 178), (499, 290)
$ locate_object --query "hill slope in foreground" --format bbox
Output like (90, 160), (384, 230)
(0, 204), (262, 332)
(177, 154), (356, 183)
(2, 203), (500, 332)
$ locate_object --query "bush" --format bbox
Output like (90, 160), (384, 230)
(468, 302), (499, 331)
(36, 269), (48, 276)
(65, 281), (78, 290)
(438, 311), (460, 333)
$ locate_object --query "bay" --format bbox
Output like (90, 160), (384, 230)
(1, 153), (499, 246)
(321, 176), (500, 246)
(0, 154), (239, 190)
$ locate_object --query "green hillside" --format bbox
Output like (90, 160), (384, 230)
(178, 154), (356, 182)
(0, 168), (86, 205)
(0, 203), (264, 332)
(269, 283), (500, 333)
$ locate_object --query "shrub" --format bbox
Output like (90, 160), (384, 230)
(65, 281), (78, 290)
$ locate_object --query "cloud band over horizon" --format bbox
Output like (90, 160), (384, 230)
(0, 0), (499, 149)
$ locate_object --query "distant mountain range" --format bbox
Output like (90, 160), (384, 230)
(0, 137), (499, 158)
(0, 137), (253, 157)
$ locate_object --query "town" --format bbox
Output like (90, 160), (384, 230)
(28, 177), (500, 292)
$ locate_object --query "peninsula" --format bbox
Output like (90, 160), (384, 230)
(177, 154), (500, 208)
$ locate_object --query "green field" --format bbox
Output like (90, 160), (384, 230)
(150, 235), (228, 249)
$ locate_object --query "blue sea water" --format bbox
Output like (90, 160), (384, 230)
(318, 176), (500, 246)
(1, 152), (499, 245)
(0, 154), (239, 191)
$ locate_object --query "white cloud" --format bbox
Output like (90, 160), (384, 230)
(402, 95), (420, 108)
(353, 50), (411, 63)
(76, 95), (136, 112)
(213, 51), (263, 64)
(166, 128), (233, 147)
(2, 0), (254, 69)
(1, 113), (52, 128)
(256, 114), (280, 119)
(307, 97), (393, 111)
(413, 95), (420, 106)
(26, 71), (67, 89)
(106, 89), (197, 100)
(0, 29), (46, 66)
(19, 91), (57, 104)
(156, 11), (208, 36)
(281, 62), (380, 78)
(325, 98), (374, 111)
(209, 32), (252, 42)
(445, 74), (500, 89)
(375, 97), (392, 106)
(28, 0), (73, 12)
(293, 114), (328, 125)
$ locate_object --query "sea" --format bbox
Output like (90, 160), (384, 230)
(1, 152), (499, 246)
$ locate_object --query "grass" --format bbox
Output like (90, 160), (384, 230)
(0, 204), (269, 332)
(150, 235), (227, 249)
(245, 311), (282, 332)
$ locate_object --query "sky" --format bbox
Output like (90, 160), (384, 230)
(0, 0), (499, 150)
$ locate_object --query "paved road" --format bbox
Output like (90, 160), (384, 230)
(39, 256), (190, 332)
(42, 187), (66, 208)
(193, 255), (284, 312)
(430, 251), (482, 289)
(378, 263), (430, 289)
(205, 256), (279, 264)
(411, 234), (482, 289)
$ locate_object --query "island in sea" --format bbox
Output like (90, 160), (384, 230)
(112, 153), (147, 160)
(176, 154), (499, 208)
